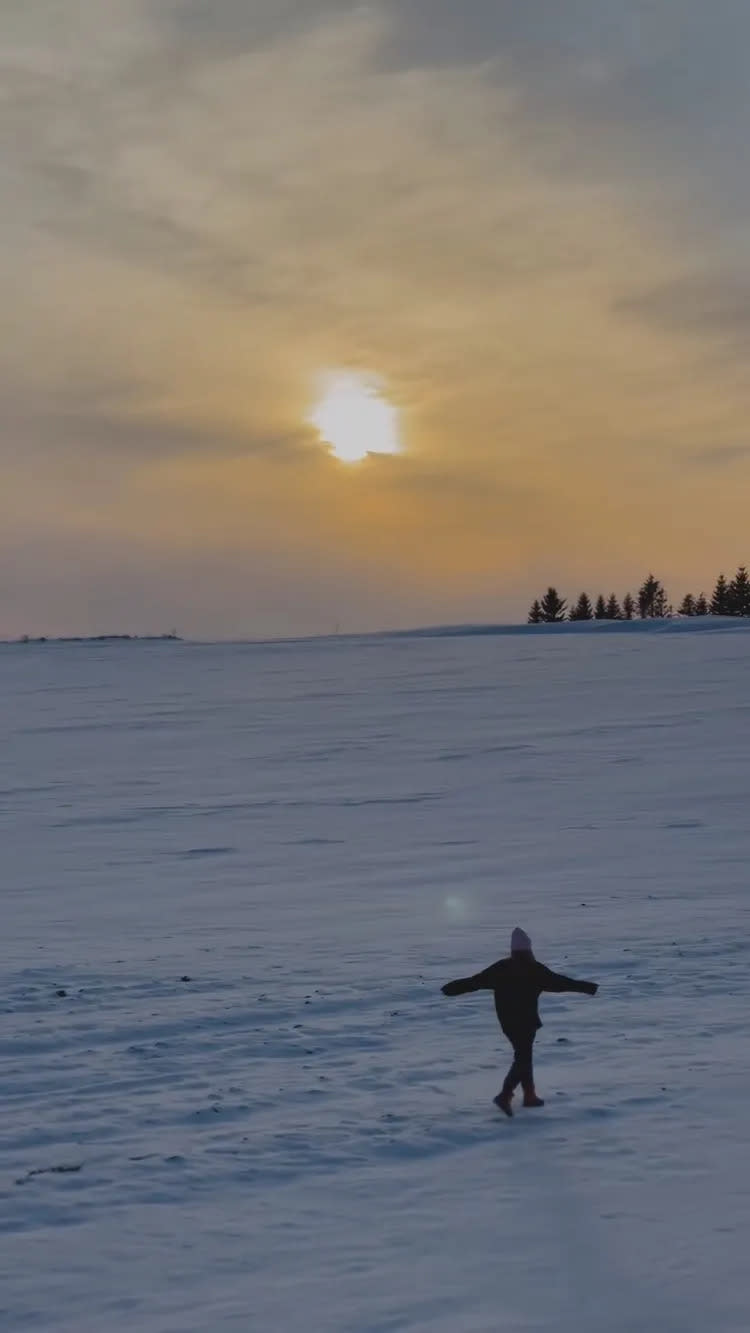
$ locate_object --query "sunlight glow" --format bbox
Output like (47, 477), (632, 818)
(310, 373), (401, 462)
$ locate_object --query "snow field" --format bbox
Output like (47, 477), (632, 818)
(1, 627), (749, 1330)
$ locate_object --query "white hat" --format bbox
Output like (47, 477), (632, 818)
(511, 927), (532, 953)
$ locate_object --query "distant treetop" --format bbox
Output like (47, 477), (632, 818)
(14, 633), (181, 644)
(526, 566), (749, 625)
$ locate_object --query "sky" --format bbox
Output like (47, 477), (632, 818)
(3, 1), (750, 637)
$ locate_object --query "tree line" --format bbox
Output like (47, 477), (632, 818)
(528, 567), (750, 624)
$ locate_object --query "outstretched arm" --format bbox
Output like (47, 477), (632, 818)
(441, 964), (501, 996)
(540, 966), (598, 996)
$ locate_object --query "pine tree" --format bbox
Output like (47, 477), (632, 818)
(527, 599), (543, 624)
(570, 592), (593, 621)
(695, 592), (709, 616)
(710, 573), (731, 616)
(540, 587), (567, 623)
(638, 573), (667, 619)
(606, 593), (622, 620)
(728, 565), (750, 617)
(594, 594), (607, 620)
(678, 593), (696, 617)
(622, 592), (635, 621)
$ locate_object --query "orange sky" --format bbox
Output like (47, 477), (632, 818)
(3, 3), (750, 636)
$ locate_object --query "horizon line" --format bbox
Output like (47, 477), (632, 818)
(3, 615), (750, 649)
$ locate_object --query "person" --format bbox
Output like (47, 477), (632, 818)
(441, 927), (598, 1116)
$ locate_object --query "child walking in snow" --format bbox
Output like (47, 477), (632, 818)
(441, 927), (598, 1116)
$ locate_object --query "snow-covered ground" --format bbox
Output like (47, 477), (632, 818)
(2, 625), (749, 1332)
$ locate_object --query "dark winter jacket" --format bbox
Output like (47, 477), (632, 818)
(442, 954), (597, 1037)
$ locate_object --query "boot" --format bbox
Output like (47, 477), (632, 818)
(522, 1083), (544, 1108)
(493, 1090), (514, 1117)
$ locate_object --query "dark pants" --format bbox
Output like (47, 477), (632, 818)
(501, 1029), (536, 1095)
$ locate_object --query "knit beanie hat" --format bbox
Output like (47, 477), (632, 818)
(511, 926), (533, 953)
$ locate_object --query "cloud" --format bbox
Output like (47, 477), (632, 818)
(2, 1), (750, 633)
(682, 443), (750, 469)
(618, 273), (750, 342)
(164, 0), (344, 54)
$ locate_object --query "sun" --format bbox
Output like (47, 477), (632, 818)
(309, 372), (401, 462)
